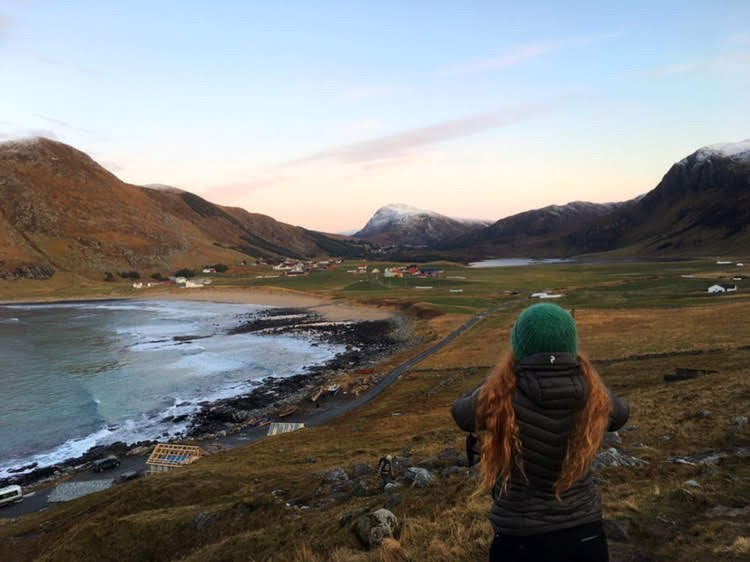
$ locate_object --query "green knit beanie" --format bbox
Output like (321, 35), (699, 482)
(511, 303), (578, 360)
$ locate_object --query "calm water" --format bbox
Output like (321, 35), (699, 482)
(468, 258), (574, 268)
(0, 300), (342, 477)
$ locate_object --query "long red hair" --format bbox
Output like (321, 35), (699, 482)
(475, 352), (611, 499)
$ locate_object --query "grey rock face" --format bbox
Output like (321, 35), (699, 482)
(355, 508), (400, 548)
(404, 467), (435, 488)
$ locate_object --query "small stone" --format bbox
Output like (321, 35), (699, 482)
(193, 511), (221, 530)
(621, 425), (639, 432)
(683, 479), (701, 488)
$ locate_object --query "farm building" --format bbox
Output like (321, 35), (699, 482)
(267, 422), (305, 436)
(145, 444), (206, 474)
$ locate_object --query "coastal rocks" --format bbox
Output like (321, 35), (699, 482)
(127, 445), (154, 457)
(403, 467), (434, 488)
(355, 509), (400, 548)
(592, 448), (648, 470)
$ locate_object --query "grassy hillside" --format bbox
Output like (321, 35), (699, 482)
(1, 259), (749, 561)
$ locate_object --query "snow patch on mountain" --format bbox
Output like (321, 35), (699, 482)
(681, 139), (750, 164)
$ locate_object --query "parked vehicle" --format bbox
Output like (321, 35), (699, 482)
(91, 455), (120, 473)
(117, 470), (140, 483)
(0, 485), (23, 507)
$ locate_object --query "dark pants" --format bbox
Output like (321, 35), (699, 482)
(490, 521), (609, 562)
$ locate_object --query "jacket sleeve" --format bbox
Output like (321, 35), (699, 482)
(607, 388), (630, 431)
(451, 385), (482, 432)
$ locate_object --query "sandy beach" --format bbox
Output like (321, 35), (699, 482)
(0, 287), (392, 322)
(150, 287), (391, 322)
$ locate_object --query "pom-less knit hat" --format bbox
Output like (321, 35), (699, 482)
(511, 303), (578, 360)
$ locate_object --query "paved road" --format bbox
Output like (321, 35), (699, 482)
(1, 302), (506, 519)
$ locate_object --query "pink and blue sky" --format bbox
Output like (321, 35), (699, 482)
(1, 1), (749, 232)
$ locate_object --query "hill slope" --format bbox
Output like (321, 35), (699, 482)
(355, 203), (488, 247)
(0, 138), (368, 277)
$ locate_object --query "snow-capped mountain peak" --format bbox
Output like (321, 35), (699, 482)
(682, 139), (750, 165)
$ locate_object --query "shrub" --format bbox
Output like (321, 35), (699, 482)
(118, 271), (140, 280)
(104, 272), (115, 282)
(174, 268), (195, 278)
(151, 272), (163, 280)
(213, 263), (229, 273)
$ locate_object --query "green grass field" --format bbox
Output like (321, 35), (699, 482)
(1, 258), (748, 561)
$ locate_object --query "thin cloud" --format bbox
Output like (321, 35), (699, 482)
(33, 113), (101, 136)
(650, 50), (750, 75)
(445, 32), (620, 75)
(290, 99), (569, 165)
(37, 54), (103, 78)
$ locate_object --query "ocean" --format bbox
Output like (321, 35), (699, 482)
(0, 300), (343, 478)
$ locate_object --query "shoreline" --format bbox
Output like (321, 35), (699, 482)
(0, 296), (410, 492)
(0, 287), (391, 323)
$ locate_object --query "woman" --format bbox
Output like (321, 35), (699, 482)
(451, 303), (629, 562)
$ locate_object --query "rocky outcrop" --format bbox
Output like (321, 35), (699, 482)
(355, 508), (400, 548)
(0, 262), (55, 280)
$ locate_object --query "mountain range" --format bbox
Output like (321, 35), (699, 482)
(0, 138), (369, 278)
(1, 137), (748, 279)
(441, 139), (750, 259)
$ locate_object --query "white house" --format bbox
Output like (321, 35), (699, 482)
(132, 282), (143, 289)
(371, 268), (380, 274)
(530, 292), (563, 299)
(174, 276), (187, 285)
(716, 260), (732, 265)
(737, 263), (745, 267)
(185, 280), (204, 288)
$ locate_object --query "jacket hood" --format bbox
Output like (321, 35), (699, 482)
(515, 352), (587, 409)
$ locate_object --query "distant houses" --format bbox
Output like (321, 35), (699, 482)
(530, 292), (563, 299)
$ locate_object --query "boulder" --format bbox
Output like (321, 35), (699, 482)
(384, 482), (401, 494)
(351, 463), (375, 477)
(322, 467), (349, 482)
(384, 493), (402, 510)
(355, 509), (400, 548)
(391, 456), (412, 473)
(353, 477), (380, 497)
(592, 448), (648, 470)
(193, 511), (221, 531)
(404, 467), (434, 488)
(441, 466), (468, 478)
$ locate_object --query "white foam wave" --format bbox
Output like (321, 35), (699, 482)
(0, 317), (20, 323)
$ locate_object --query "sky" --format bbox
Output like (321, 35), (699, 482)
(1, 1), (749, 232)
